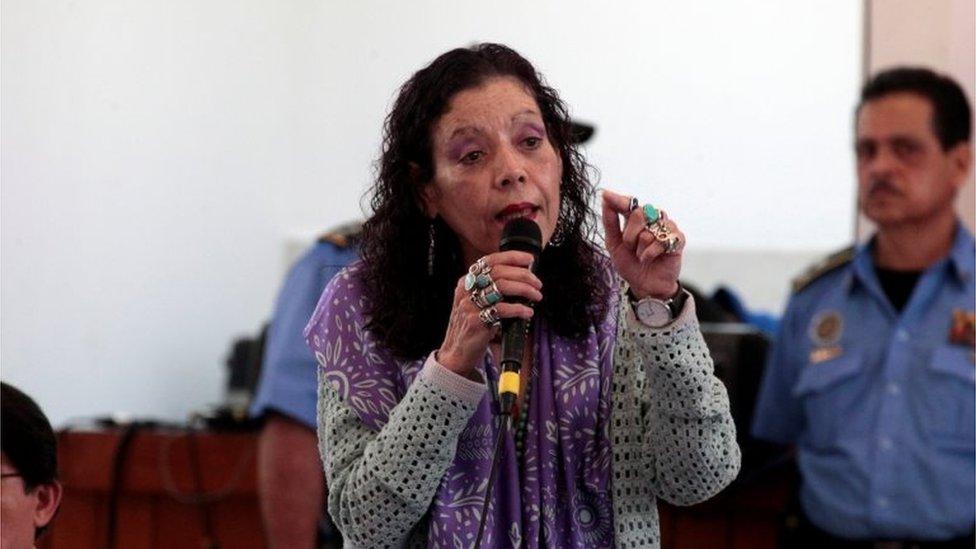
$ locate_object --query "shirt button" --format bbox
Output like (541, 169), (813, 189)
(879, 436), (893, 450)
(877, 497), (889, 507)
(896, 330), (909, 342)
(887, 383), (900, 395)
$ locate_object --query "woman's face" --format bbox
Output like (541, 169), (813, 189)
(422, 76), (563, 266)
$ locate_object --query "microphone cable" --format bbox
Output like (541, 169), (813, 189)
(474, 217), (540, 547)
(473, 412), (510, 549)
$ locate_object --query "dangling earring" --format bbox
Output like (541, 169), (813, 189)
(427, 221), (436, 276)
(549, 205), (568, 247)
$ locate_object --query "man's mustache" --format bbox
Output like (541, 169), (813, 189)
(867, 179), (902, 196)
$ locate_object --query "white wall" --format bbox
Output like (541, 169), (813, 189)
(2, 1), (862, 425)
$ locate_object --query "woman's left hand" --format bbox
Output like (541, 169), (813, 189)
(601, 189), (684, 300)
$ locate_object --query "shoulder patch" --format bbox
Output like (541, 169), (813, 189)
(317, 221), (363, 249)
(791, 246), (855, 294)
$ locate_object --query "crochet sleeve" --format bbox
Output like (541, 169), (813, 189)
(617, 291), (741, 506)
(318, 354), (485, 547)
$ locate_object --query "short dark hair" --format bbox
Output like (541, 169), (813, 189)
(1, 382), (58, 490)
(858, 67), (972, 151)
(360, 43), (608, 359)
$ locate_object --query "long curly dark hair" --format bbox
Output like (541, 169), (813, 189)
(361, 43), (609, 360)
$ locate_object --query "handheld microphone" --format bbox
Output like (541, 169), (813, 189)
(497, 218), (542, 415)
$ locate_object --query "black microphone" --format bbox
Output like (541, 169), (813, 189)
(497, 218), (542, 416)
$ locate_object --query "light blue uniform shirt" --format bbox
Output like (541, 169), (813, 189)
(752, 224), (975, 540)
(250, 240), (359, 428)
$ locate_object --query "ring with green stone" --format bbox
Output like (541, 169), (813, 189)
(464, 271), (493, 292)
(480, 284), (503, 306)
(642, 204), (661, 225)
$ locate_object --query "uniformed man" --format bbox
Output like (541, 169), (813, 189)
(752, 67), (974, 547)
(250, 222), (360, 549)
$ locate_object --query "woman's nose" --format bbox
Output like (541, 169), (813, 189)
(494, 145), (528, 188)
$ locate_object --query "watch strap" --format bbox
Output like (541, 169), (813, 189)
(667, 283), (688, 317)
(630, 282), (686, 325)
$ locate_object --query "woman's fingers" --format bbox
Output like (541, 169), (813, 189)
(601, 188), (633, 214)
(485, 250), (535, 269)
(635, 229), (657, 259)
(620, 207), (647, 252)
(439, 249), (546, 374)
(638, 236), (666, 264)
(638, 220), (685, 264)
(601, 191), (626, 251)
(489, 264), (542, 290)
(602, 189), (655, 254)
(492, 279), (543, 303)
(493, 302), (534, 320)
(443, 253), (542, 363)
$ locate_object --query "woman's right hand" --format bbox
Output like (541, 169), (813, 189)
(436, 251), (542, 378)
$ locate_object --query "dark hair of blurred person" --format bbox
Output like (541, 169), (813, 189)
(1, 382), (63, 547)
(858, 66), (972, 151)
(361, 43), (608, 359)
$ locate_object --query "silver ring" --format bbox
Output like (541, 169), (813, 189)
(647, 222), (671, 242)
(470, 290), (490, 309)
(664, 234), (682, 254)
(479, 282), (503, 307)
(479, 307), (500, 328)
(469, 257), (490, 275)
(464, 270), (493, 292)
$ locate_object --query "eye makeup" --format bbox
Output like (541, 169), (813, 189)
(521, 122), (546, 138)
(448, 138), (482, 162)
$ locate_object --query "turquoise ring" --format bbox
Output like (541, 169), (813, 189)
(481, 283), (503, 306)
(470, 284), (502, 309)
(642, 204), (661, 225)
(464, 272), (492, 292)
(485, 291), (502, 306)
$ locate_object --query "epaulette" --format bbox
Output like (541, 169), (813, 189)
(791, 246), (855, 294)
(317, 221), (363, 249)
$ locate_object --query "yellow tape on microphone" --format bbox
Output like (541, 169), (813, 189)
(498, 371), (520, 396)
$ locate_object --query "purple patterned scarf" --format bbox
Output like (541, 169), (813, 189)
(306, 262), (619, 548)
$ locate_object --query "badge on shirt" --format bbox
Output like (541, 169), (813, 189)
(948, 309), (976, 349)
(808, 310), (844, 364)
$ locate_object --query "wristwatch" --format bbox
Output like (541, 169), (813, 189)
(632, 283), (687, 328)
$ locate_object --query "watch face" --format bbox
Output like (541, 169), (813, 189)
(636, 299), (672, 327)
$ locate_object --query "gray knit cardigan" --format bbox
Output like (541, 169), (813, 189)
(317, 292), (741, 548)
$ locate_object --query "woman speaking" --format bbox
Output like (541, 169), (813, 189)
(305, 43), (740, 548)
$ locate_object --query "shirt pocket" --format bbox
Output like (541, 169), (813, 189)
(924, 345), (975, 450)
(792, 353), (863, 448)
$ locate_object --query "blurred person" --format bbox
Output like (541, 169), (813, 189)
(250, 223), (360, 548)
(307, 43), (740, 548)
(752, 67), (974, 547)
(1, 382), (63, 549)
